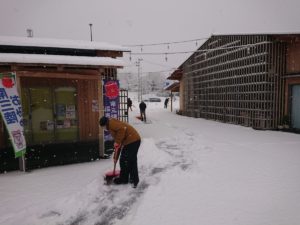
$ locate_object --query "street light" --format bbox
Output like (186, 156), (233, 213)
(89, 23), (93, 41)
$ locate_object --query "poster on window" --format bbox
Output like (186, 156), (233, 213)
(0, 73), (26, 158)
(56, 104), (66, 117)
(103, 80), (119, 141)
(66, 105), (76, 119)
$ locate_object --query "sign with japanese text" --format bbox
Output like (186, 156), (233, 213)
(103, 80), (119, 141)
(0, 73), (26, 158)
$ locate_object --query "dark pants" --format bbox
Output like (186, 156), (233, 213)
(140, 110), (146, 122)
(119, 140), (141, 185)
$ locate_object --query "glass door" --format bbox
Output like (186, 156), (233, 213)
(29, 87), (55, 144)
(54, 87), (78, 141)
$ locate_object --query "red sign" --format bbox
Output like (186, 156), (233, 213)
(2, 76), (14, 88)
(105, 81), (119, 99)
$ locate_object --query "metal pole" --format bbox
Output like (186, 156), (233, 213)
(140, 65), (143, 100)
(89, 23), (93, 42)
(136, 58), (143, 102)
(16, 74), (26, 172)
(138, 62), (141, 102)
(136, 61), (140, 102)
(19, 155), (26, 172)
(170, 91), (173, 112)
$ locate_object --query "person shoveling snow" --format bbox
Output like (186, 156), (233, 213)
(100, 116), (141, 188)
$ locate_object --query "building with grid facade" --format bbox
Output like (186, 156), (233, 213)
(169, 34), (300, 130)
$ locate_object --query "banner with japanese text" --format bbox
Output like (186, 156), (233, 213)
(103, 80), (119, 141)
(0, 73), (26, 157)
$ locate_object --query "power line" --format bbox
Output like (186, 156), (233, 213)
(122, 59), (177, 72)
(123, 37), (209, 47)
(130, 51), (193, 55)
(118, 68), (175, 75)
(128, 41), (272, 56)
(142, 59), (175, 68)
(120, 41), (272, 75)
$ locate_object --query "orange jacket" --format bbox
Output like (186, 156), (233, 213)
(107, 118), (141, 146)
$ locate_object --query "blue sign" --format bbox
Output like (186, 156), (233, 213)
(103, 80), (119, 141)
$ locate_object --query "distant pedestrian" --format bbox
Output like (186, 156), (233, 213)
(164, 98), (169, 108)
(127, 98), (133, 111)
(139, 101), (147, 122)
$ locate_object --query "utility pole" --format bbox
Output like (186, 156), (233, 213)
(135, 58), (143, 102)
(89, 23), (93, 41)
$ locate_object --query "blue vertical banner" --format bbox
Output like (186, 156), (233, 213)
(0, 72), (26, 158)
(103, 80), (119, 141)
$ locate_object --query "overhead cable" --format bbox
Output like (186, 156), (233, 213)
(128, 41), (272, 55)
(123, 37), (209, 47)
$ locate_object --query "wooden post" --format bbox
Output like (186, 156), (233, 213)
(98, 76), (104, 158)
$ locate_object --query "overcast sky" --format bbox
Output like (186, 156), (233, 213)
(1, 0), (300, 76)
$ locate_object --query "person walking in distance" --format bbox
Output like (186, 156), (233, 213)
(139, 101), (147, 122)
(127, 98), (133, 111)
(164, 98), (169, 108)
(99, 116), (141, 188)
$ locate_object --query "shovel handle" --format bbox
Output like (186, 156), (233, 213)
(113, 161), (116, 175)
(112, 145), (122, 176)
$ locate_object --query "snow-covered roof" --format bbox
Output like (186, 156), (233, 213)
(164, 80), (179, 90)
(0, 53), (125, 67)
(0, 36), (130, 52)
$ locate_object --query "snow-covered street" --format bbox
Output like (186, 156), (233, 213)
(1, 98), (300, 225)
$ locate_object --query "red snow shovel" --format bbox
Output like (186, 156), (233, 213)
(104, 161), (120, 184)
(104, 147), (121, 184)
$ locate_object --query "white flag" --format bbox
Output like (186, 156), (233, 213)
(0, 73), (26, 158)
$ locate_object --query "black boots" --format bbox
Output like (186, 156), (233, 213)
(113, 177), (138, 188)
(113, 177), (128, 185)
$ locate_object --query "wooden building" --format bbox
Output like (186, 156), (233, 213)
(0, 36), (129, 172)
(168, 34), (300, 131)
